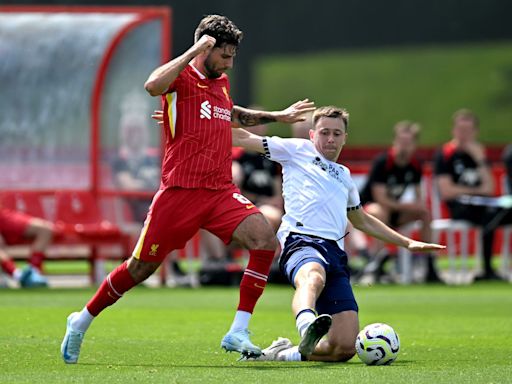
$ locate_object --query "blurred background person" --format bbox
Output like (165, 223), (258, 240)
(112, 92), (160, 223)
(503, 144), (512, 194)
(434, 109), (512, 281)
(358, 121), (441, 283)
(0, 205), (54, 287)
(112, 93), (188, 282)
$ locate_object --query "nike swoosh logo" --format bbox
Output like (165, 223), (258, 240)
(246, 204), (255, 209)
(254, 283), (265, 289)
(197, 82), (208, 89)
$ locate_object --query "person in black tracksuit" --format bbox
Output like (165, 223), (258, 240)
(360, 121), (441, 282)
(434, 109), (512, 281)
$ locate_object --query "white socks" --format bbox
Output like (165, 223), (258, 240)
(278, 346), (302, 361)
(229, 310), (252, 332)
(71, 307), (94, 333)
(13, 269), (22, 281)
(296, 309), (316, 338)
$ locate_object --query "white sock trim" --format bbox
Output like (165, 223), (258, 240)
(71, 307), (94, 333)
(296, 310), (316, 338)
(229, 310), (252, 332)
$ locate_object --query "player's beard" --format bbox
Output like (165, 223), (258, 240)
(204, 56), (223, 79)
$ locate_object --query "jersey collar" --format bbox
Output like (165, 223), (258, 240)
(189, 63), (206, 79)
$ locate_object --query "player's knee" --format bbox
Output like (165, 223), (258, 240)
(247, 232), (277, 250)
(127, 257), (160, 283)
(299, 270), (325, 291)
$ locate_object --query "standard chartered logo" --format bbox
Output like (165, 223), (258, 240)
(200, 100), (212, 120)
(200, 100), (231, 121)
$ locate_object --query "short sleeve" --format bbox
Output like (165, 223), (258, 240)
(263, 136), (301, 163)
(347, 176), (362, 210)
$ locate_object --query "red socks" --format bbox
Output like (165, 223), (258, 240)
(86, 261), (137, 316)
(29, 251), (45, 271)
(0, 259), (17, 276)
(237, 249), (274, 313)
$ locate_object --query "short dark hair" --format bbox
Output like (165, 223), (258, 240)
(194, 15), (243, 48)
(452, 108), (479, 127)
(313, 106), (349, 131)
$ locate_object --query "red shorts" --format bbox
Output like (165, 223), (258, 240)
(132, 185), (260, 262)
(0, 209), (32, 245)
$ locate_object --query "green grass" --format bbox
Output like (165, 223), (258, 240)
(255, 41), (512, 146)
(1, 284), (511, 383)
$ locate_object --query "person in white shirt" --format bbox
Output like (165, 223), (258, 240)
(232, 105), (445, 362)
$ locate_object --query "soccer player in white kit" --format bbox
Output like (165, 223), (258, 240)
(232, 106), (445, 362)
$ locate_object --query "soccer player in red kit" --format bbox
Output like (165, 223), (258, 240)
(61, 14), (314, 363)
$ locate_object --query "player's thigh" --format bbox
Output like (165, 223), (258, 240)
(257, 204), (282, 232)
(327, 310), (359, 351)
(133, 189), (203, 262)
(293, 260), (327, 287)
(231, 212), (276, 250)
(204, 186), (276, 249)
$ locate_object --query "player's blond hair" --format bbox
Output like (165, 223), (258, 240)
(313, 106), (350, 132)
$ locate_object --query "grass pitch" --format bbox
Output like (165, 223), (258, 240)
(1, 283), (511, 383)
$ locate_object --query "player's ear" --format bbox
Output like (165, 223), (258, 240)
(309, 129), (315, 140)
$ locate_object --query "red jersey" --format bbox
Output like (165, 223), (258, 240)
(161, 64), (234, 189)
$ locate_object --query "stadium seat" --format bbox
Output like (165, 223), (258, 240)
(0, 191), (45, 219)
(396, 220), (422, 284)
(54, 191), (130, 282)
(54, 191), (122, 239)
(428, 177), (480, 284)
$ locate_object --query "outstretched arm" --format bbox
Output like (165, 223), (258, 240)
(231, 99), (315, 128)
(348, 208), (445, 252)
(231, 128), (265, 153)
(144, 35), (216, 96)
(151, 111), (267, 154)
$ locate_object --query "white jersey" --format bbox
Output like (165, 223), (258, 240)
(264, 136), (361, 250)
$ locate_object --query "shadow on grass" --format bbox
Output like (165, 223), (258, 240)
(79, 359), (413, 369)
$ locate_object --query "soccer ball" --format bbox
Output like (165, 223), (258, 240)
(355, 323), (400, 365)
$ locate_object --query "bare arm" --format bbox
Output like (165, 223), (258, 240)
(231, 128), (266, 153)
(144, 35), (216, 96)
(436, 173), (494, 201)
(231, 99), (315, 128)
(372, 183), (427, 213)
(348, 208), (445, 252)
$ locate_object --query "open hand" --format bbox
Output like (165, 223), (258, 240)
(151, 110), (164, 126)
(407, 240), (446, 253)
(274, 99), (315, 123)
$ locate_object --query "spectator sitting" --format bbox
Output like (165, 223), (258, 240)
(434, 109), (512, 281)
(359, 121), (441, 283)
(0, 204), (54, 287)
(503, 144), (512, 194)
(112, 93), (160, 223)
